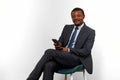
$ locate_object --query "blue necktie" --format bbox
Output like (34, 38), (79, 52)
(68, 27), (78, 48)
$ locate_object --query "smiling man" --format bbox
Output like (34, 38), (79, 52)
(27, 7), (95, 80)
(71, 8), (85, 26)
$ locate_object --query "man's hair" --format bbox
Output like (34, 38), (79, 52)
(71, 7), (85, 16)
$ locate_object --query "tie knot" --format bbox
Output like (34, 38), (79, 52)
(75, 27), (78, 30)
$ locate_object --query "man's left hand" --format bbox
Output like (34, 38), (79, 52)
(62, 48), (68, 52)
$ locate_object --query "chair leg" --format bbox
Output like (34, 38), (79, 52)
(83, 69), (86, 80)
(70, 74), (73, 80)
(64, 74), (67, 80)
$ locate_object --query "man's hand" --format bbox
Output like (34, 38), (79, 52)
(54, 42), (63, 50)
(54, 42), (68, 52)
(62, 48), (68, 52)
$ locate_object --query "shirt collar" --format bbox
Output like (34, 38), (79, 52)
(74, 23), (84, 29)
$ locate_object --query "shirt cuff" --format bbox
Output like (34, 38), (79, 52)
(67, 48), (70, 52)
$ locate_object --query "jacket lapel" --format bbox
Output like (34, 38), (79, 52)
(75, 24), (88, 48)
(65, 25), (74, 46)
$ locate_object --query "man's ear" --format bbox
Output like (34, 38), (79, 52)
(83, 15), (85, 19)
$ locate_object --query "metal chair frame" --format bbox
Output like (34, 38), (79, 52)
(64, 69), (86, 80)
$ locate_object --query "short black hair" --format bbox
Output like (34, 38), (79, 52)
(71, 7), (85, 16)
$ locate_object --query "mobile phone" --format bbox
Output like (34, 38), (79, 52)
(52, 39), (59, 44)
(52, 39), (63, 50)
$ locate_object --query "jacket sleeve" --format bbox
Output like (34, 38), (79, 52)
(58, 25), (67, 47)
(70, 30), (95, 57)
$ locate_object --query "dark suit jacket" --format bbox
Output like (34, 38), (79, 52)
(58, 23), (95, 74)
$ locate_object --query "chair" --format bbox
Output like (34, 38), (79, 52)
(56, 64), (86, 80)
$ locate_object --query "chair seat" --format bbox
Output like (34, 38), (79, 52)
(56, 64), (83, 74)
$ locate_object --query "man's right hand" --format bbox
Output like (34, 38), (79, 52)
(54, 42), (63, 50)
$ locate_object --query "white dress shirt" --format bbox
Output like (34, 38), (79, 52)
(66, 23), (84, 48)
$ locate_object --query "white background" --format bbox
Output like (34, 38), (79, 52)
(0, 0), (120, 80)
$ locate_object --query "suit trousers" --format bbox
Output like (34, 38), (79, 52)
(27, 49), (81, 80)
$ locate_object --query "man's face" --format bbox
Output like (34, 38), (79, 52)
(71, 11), (84, 26)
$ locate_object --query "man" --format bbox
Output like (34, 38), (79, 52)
(27, 7), (95, 80)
